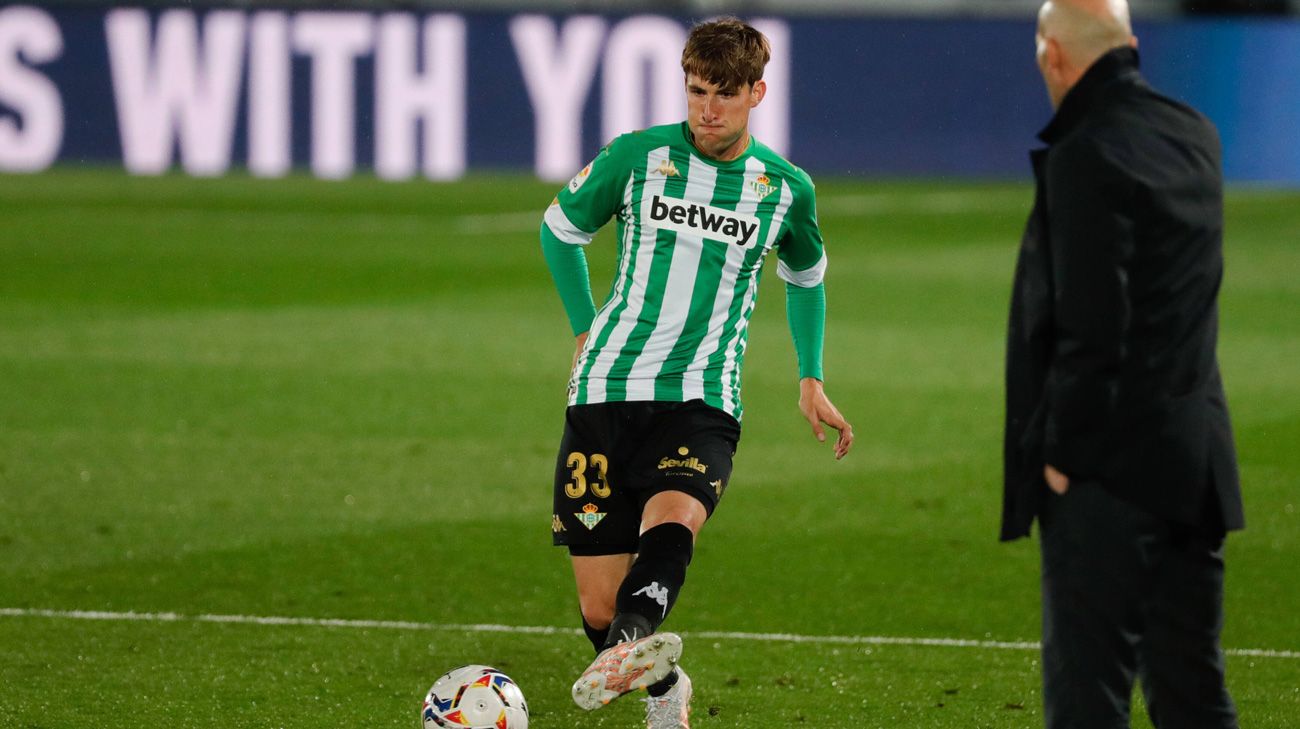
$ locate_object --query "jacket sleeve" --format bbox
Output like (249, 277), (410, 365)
(1042, 138), (1135, 478)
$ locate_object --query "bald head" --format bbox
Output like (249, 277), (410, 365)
(1036, 0), (1136, 108)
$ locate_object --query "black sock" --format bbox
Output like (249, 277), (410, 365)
(647, 670), (679, 697)
(603, 613), (653, 649)
(581, 615), (609, 655)
(610, 522), (694, 640)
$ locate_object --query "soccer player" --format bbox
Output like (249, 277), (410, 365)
(541, 17), (853, 728)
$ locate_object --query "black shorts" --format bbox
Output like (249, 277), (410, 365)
(551, 400), (741, 555)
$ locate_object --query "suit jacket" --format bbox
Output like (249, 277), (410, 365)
(1001, 48), (1244, 541)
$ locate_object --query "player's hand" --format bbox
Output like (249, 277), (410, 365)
(798, 377), (853, 460)
(572, 331), (589, 373)
(1044, 464), (1070, 494)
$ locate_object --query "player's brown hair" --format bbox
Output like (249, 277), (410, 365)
(681, 17), (770, 91)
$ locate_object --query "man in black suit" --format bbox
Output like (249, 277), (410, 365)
(1003, 1), (1245, 727)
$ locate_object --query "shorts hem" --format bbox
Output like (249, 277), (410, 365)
(639, 483), (720, 517)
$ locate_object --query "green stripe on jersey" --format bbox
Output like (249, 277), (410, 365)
(603, 145), (694, 401)
(555, 123), (824, 421)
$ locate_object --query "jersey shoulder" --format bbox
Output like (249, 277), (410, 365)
(749, 138), (816, 200)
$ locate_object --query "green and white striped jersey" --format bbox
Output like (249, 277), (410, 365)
(544, 122), (827, 421)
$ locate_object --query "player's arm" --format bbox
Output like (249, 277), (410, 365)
(788, 282), (852, 460)
(779, 174), (853, 460)
(541, 222), (597, 338)
(540, 139), (632, 359)
(540, 223), (596, 369)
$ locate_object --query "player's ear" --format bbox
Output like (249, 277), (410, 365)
(750, 79), (766, 108)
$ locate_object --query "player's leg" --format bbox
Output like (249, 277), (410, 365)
(570, 497), (697, 711)
(631, 494), (702, 728)
(571, 553), (635, 652)
(555, 402), (683, 710)
(607, 400), (737, 646)
(604, 491), (705, 645)
(643, 665), (693, 729)
(553, 403), (659, 701)
(576, 401), (739, 721)
(573, 552), (697, 727)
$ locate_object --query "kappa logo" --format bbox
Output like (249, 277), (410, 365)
(551, 514), (566, 533)
(711, 479), (725, 497)
(751, 174), (777, 200)
(632, 581), (671, 617)
(653, 159), (680, 177)
(658, 446), (708, 475)
(646, 194), (761, 248)
(574, 503), (606, 531)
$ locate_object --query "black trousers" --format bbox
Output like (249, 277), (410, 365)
(1038, 482), (1238, 729)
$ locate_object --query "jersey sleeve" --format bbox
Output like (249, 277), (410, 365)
(775, 171), (828, 288)
(541, 223), (598, 335)
(786, 281), (826, 380)
(543, 136), (634, 246)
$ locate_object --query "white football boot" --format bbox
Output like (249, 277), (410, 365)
(643, 667), (692, 729)
(571, 632), (683, 710)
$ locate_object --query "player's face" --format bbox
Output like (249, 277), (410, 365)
(685, 73), (766, 161)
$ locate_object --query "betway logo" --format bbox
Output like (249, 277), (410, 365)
(646, 194), (761, 248)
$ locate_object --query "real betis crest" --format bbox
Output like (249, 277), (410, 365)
(575, 503), (607, 531)
(750, 174), (777, 200)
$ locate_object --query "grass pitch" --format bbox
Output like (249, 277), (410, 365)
(0, 170), (1297, 728)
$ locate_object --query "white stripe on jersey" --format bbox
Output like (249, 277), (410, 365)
(582, 146), (671, 403)
(777, 252), (828, 288)
(623, 155), (718, 401)
(720, 179), (794, 415)
(543, 203), (594, 245)
(681, 156), (766, 403)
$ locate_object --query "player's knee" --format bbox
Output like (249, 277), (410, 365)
(641, 493), (707, 535)
(642, 514), (704, 540)
(577, 594), (616, 629)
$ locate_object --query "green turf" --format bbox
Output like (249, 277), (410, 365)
(0, 169), (1296, 728)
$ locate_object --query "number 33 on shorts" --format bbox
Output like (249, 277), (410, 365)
(564, 452), (611, 499)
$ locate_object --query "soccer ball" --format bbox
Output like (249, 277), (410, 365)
(421, 665), (529, 729)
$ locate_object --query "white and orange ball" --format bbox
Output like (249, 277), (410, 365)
(422, 665), (528, 729)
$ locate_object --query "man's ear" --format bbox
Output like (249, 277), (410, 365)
(1041, 36), (1067, 83)
(750, 79), (767, 108)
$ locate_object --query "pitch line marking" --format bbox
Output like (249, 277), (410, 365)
(2, 608), (1296, 660)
